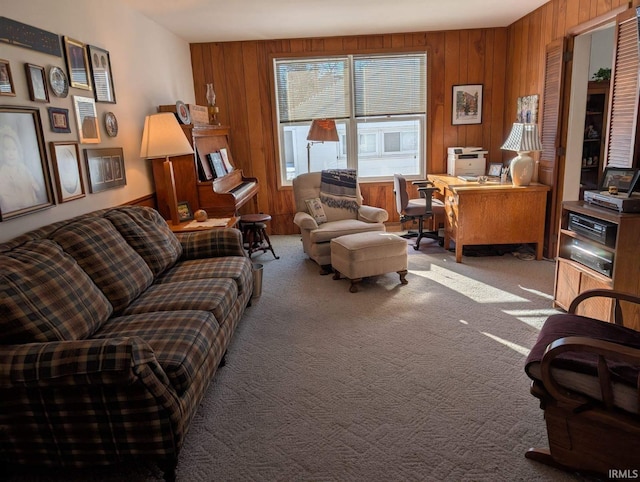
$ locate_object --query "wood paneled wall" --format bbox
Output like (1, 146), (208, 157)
(190, 30), (508, 234)
(190, 0), (629, 236)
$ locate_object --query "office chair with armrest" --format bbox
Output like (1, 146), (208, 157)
(393, 173), (445, 250)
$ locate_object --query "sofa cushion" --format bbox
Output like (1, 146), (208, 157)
(0, 240), (112, 343)
(51, 217), (154, 314)
(156, 256), (252, 295)
(93, 310), (219, 395)
(309, 219), (386, 244)
(121, 278), (238, 324)
(105, 207), (182, 277)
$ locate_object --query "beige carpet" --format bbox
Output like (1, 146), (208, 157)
(8, 236), (596, 482)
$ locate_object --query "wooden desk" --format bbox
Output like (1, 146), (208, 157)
(168, 216), (238, 233)
(428, 175), (550, 263)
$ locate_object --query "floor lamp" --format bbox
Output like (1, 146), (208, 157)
(140, 112), (194, 225)
(306, 119), (339, 173)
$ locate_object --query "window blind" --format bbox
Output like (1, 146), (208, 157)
(275, 58), (350, 123)
(353, 54), (426, 117)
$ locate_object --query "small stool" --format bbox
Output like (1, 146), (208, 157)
(331, 232), (408, 293)
(240, 214), (279, 259)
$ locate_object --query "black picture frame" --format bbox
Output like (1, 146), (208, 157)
(63, 36), (91, 90)
(25, 63), (49, 103)
(177, 201), (194, 221)
(84, 147), (127, 193)
(208, 151), (226, 178)
(49, 141), (85, 203)
(0, 106), (54, 221)
(47, 107), (71, 133)
(488, 162), (503, 177)
(87, 44), (116, 103)
(0, 59), (16, 96)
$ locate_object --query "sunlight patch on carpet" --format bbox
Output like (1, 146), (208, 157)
(481, 331), (531, 356)
(411, 265), (530, 303)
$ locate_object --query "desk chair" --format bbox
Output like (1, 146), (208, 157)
(393, 173), (444, 250)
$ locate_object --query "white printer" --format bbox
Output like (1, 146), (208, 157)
(447, 147), (488, 177)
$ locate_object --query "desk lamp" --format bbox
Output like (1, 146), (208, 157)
(500, 122), (543, 186)
(140, 112), (194, 225)
(306, 119), (339, 173)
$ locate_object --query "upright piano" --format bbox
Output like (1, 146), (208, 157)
(151, 124), (259, 221)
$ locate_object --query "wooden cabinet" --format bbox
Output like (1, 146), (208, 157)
(554, 201), (640, 329)
(580, 81), (609, 195)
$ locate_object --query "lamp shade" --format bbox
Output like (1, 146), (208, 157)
(500, 123), (542, 152)
(307, 119), (339, 142)
(140, 112), (194, 159)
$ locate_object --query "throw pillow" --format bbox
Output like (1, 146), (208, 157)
(305, 197), (327, 224)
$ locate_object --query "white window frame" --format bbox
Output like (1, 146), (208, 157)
(274, 53), (427, 186)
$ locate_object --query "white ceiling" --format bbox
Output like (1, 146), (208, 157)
(121, 0), (550, 43)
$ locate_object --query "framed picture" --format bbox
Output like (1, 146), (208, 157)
(208, 151), (226, 178)
(517, 94), (539, 124)
(49, 141), (85, 202)
(452, 84), (483, 125)
(25, 63), (49, 103)
(0, 59), (16, 96)
(73, 95), (101, 143)
(0, 106), (54, 221)
(47, 107), (71, 133)
(63, 36), (92, 90)
(84, 147), (127, 193)
(87, 45), (116, 103)
(488, 162), (503, 177)
(177, 201), (194, 221)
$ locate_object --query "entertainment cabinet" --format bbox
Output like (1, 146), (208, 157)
(554, 200), (640, 329)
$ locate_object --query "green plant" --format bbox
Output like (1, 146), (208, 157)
(592, 67), (611, 82)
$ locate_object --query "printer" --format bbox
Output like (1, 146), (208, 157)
(447, 147), (488, 177)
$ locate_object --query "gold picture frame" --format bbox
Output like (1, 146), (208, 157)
(63, 36), (92, 90)
(73, 95), (101, 144)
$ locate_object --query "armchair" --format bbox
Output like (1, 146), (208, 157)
(393, 174), (444, 250)
(292, 171), (388, 272)
(524, 289), (640, 476)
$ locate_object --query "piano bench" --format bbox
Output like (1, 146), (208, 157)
(240, 214), (280, 260)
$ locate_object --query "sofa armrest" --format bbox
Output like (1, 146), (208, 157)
(175, 227), (246, 260)
(358, 205), (389, 223)
(294, 211), (318, 230)
(0, 337), (170, 389)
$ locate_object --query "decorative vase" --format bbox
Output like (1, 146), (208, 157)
(205, 83), (216, 106)
(510, 152), (534, 186)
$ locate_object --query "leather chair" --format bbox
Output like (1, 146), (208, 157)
(524, 289), (640, 476)
(292, 171), (388, 272)
(393, 173), (444, 250)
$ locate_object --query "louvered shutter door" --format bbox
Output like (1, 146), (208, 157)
(604, 8), (640, 168)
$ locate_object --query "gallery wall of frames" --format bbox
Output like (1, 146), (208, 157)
(0, 17), (122, 222)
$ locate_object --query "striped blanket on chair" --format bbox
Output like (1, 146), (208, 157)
(320, 169), (359, 213)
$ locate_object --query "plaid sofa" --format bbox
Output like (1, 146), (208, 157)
(0, 206), (253, 480)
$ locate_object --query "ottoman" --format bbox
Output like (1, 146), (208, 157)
(331, 232), (408, 292)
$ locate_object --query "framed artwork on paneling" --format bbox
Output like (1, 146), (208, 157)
(452, 84), (482, 125)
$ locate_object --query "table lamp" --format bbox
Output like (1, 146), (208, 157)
(140, 112), (194, 225)
(306, 119), (339, 173)
(500, 122), (543, 186)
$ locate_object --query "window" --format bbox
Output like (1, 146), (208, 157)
(274, 53), (426, 184)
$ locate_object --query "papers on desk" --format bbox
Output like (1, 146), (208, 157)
(457, 175), (478, 182)
(183, 218), (231, 229)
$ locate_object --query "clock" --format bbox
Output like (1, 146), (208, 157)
(48, 66), (69, 98)
(104, 112), (118, 137)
